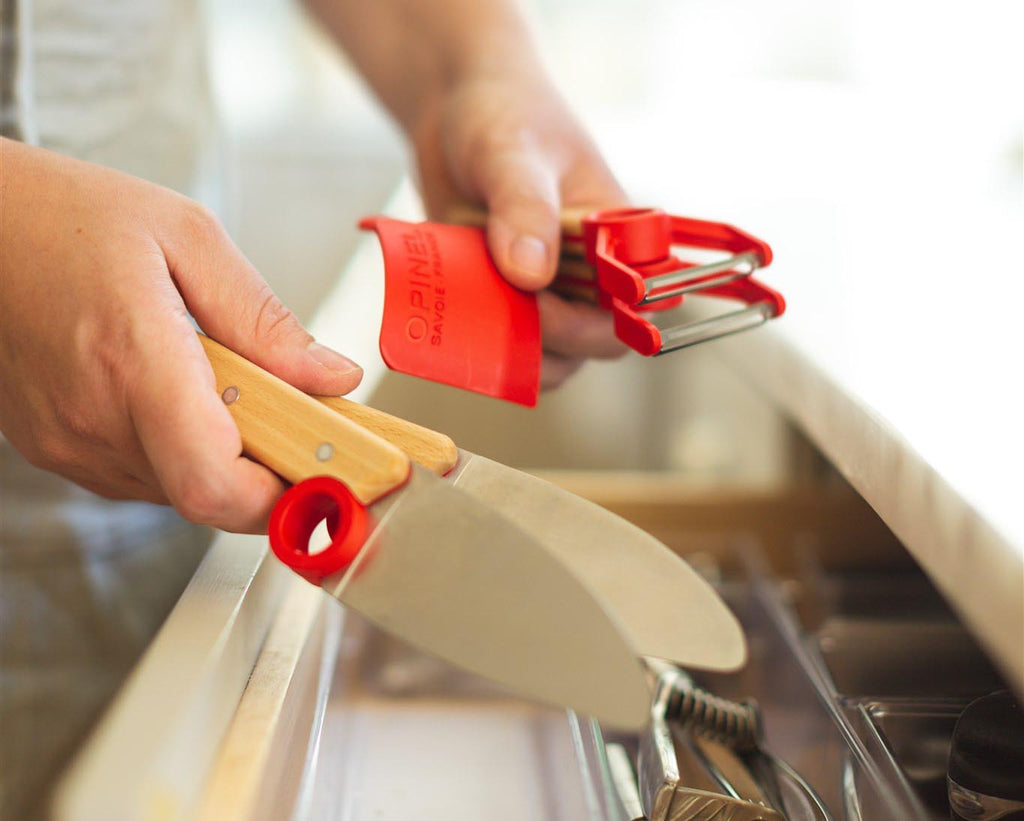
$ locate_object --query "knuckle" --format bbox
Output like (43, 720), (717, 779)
(179, 202), (225, 246)
(52, 400), (100, 444)
(252, 288), (302, 346)
(27, 430), (74, 472)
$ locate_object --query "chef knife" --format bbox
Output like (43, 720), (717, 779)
(199, 335), (650, 729)
(317, 396), (747, 672)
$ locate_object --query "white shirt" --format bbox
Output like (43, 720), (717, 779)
(7, 0), (214, 190)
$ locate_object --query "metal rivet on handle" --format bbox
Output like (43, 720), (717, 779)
(221, 386), (240, 405)
(316, 442), (334, 462)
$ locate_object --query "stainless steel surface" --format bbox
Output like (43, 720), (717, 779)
(446, 452), (747, 671)
(683, 734), (756, 803)
(767, 755), (834, 820)
(656, 303), (774, 355)
(656, 665), (761, 752)
(320, 464), (651, 730)
(652, 662), (834, 819)
(638, 692), (680, 821)
(665, 789), (783, 820)
(607, 743), (646, 821)
(948, 779), (1024, 821)
(638, 707), (785, 821)
(639, 252), (761, 305)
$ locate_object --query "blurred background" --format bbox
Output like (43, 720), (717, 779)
(204, 0), (1022, 485)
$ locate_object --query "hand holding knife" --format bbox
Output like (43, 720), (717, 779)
(201, 334), (746, 729)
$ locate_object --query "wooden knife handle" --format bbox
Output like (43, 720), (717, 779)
(199, 335), (410, 504)
(315, 396), (459, 476)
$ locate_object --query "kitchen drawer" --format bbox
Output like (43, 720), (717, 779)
(55, 468), (1012, 820)
(553, 476), (1011, 821)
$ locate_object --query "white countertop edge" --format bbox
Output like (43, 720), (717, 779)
(716, 322), (1024, 695)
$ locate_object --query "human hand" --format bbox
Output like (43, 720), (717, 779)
(409, 72), (629, 389)
(0, 139), (362, 532)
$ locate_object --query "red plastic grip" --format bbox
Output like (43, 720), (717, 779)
(360, 216), (541, 406)
(358, 207), (781, 399)
(582, 207), (672, 266)
(268, 476), (369, 585)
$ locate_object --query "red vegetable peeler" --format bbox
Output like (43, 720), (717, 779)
(553, 207), (784, 357)
(360, 206), (783, 406)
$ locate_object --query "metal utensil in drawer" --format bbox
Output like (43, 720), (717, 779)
(642, 661), (835, 820)
(636, 663), (783, 820)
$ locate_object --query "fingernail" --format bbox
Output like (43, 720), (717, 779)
(307, 342), (361, 375)
(510, 235), (549, 280)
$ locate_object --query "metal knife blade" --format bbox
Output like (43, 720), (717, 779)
(320, 464), (652, 730)
(199, 337), (651, 728)
(446, 451), (746, 671)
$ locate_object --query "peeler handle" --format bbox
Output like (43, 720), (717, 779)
(444, 203), (782, 356)
(199, 334), (410, 504)
(445, 202), (591, 237)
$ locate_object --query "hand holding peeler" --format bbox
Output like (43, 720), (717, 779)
(545, 206), (784, 357)
(362, 205), (784, 405)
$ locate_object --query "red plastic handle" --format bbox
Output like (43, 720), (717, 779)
(581, 207), (775, 307)
(360, 216), (541, 407)
(359, 207), (782, 398)
(268, 476), (369, 585)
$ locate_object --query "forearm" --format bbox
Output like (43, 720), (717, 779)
(301, 0), (546, 133)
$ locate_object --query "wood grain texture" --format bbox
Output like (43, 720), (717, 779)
(316, 396), (459, 475)
(200, 335), (410, 504)
(444, 203), (591, 237)
(555, 256), (598, 282)
(551, 278), (601, 305)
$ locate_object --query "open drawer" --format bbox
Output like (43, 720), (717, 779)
(52, 462), (1014, 820)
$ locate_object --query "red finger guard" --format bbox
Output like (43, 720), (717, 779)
(360, 216), (541, 407)
(269, 476), (369, 585)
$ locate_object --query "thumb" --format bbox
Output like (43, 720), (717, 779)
(473, 148), (562, 292)
(161, 205), (362, 396)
